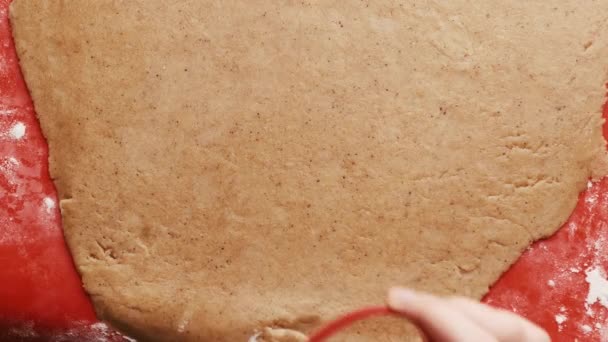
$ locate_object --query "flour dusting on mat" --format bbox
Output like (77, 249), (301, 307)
(585, 191), (599, 205)
(90, 322), (109, 333)
(0, 156), (19, 184)
(555, 313), (567, 331)
(581, 324), (592, 334)
(46, 322), (136, 342)
(0, 108), (15, 116)
(585, 267), (608, 310)
(87, 322), (134, 342)
(9, 121), (26, 139)
(43, 197), (56, 212)
(8, 156), (18, 165)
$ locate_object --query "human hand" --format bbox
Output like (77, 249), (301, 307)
(387, 287), (550, 342)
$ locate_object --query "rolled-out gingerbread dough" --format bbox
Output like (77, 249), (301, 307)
(10, 1), (608, 341)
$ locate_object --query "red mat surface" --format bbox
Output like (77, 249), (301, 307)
(1, 0), (607, 340)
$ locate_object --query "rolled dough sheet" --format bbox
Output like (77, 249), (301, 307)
(10, 1), (608, 341)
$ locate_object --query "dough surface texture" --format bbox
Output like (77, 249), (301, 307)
(10, 1), (608, 340)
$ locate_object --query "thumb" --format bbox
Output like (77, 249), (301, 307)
(387, 287), (426, 313)
(386, 287), (498, 342)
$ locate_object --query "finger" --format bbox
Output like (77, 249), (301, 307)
(387, 287), (499, 342)
(447, 297), (550, 342)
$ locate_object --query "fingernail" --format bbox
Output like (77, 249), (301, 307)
(388, 287), (418, 310)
